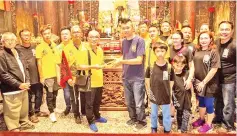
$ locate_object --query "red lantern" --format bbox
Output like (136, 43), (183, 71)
(33, 13), (38, 18)
(208, 7), (215, 13)
(68, 0), (74, 4)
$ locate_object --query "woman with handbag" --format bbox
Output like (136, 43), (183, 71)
(192, 31), (220, 133)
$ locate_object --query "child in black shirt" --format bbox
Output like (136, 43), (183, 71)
(171, 55), (192, 133)
(146, 42), (173, 133)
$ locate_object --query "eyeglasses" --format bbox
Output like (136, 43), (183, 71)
(88, 36), (99, 39)
(4, 39), (16, 43)
(72, 31), (82, 34)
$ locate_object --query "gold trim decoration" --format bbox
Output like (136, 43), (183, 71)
(10, 0), (16, 34)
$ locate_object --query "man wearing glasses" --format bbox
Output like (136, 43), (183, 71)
(16, 29), (48, 123)
(76, 30), (107, 132)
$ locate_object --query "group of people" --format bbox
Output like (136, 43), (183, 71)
(0, 18), (235, 134)
(111, 19), (236, 133)
(0, 25), (107, 132)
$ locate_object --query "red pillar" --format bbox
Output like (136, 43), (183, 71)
(43, 1), (59, 35)
(174, 1), (196, 39)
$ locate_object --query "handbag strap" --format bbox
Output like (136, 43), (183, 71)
(87, 50), (92, 75)
(148, 43), (152, 68)
(78, 70), (86, 75)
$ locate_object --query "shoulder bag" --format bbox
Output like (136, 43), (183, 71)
(75, 50), (92, 92)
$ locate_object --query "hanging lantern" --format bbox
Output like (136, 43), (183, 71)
(208, 7), (215, 13)
(68, 0), (74, 4)
(33, 13), (38, 18)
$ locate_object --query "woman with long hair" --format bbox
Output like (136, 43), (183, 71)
(192, 31), (220, 133)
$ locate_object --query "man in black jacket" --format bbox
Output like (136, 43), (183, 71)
(0, 32), (34, 131)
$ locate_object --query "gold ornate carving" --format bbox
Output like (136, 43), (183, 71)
(10, 1), (16, 34)
(68, 3), (74, 26)
(139, 1), (171, 23)
(101, 68), (125, 108)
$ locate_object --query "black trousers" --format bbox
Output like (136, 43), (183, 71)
(214, 88), (224, 122)
(177, 109), (191, 132)
(74, 87), (103, 124)
(28, 83), (43, 116)
(44, 77), (59, 113)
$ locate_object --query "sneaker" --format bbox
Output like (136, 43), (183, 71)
(126, 119), (137, 126)
(63, 107), (71, 116)
(10, 128), (20, 132)
(198, 123), (212, 133)
(29, 115), (39, 123)
(133, 121), (147, 132)
(192, 118), (205, 128)
(177, 129), (181, 133)
(151, 128), (157, 133)
(35, 112), (49, 117)
(217, 126), (236, 133)
(75, 116), (81, 124)
(164, 130), (171, 133)
(95, 117), (107, 123)
(89, 123), (98, 132)
(171, 116), (176, 123)
(20, 123), (35, 130)
(49, 112), (57, 123)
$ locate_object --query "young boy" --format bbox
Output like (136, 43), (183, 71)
(146, 42), (172, 133)
(171, 55), (192, 133)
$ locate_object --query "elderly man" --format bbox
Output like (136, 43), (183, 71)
(0, 32), (34, 131)
(61, 25), (86, 124)
(76, 30), (107, 132)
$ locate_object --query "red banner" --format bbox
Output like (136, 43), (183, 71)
(60, 51), (72, 88)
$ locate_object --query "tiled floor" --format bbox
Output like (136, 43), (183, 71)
(26, 89), (236, 134)
(0, 89), (236, 134)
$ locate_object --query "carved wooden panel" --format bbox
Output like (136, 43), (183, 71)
(139, 1), (171, 23)
(230, 1), (236, 37)
(74, 1), (99, 23)
(101, 68), (126, 109)
(195, 2), (209, 33)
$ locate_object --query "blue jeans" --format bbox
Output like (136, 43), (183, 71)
(123, 80), (145, 121)
(63, 83), (73, 109)
(151, 102), (171, 131)
(222, 83), (236, 127)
